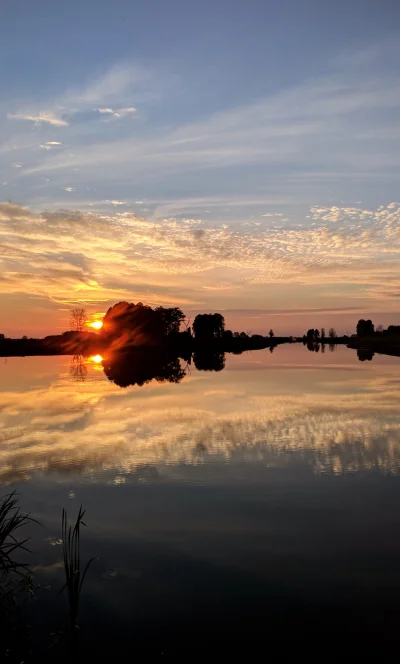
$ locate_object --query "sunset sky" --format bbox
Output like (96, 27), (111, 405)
(1, 0), (399, 337)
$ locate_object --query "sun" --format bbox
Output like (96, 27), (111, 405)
(89, 354), (103, 364)
(88, 321), (103, 330)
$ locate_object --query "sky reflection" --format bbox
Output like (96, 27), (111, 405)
(0, 346), (399, 485)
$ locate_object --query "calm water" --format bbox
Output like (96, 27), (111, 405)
(2, 345), (400, 656)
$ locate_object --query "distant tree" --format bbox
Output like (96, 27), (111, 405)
(21, 335), (28, 340)
(306, 329), (315, 340)
(0, 334), (4, 341)
(314, 329), (320, 340)
(321, 328), (325, 340)
(356, 319), (374, 337)
(376, 324), (384, 334)
(269, 329), (274, 338)
(70, 307), (87, 332)
(193, 313), (225, 341)
(328, 328), (337, 339)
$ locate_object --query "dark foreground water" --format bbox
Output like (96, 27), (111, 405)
(1, 345), (400, 658)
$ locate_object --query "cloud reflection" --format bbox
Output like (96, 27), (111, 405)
(0, 352), (399, 484)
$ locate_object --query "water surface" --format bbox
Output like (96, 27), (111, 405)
(1, 345), (400, 656)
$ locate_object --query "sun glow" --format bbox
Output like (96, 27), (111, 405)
(89, 355), (103, 364)
(89, 320), (103, 330)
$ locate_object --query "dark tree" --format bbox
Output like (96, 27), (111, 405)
(101, 302), (185, 347)
(321, 328), (325, 340)
(387, 325), (400, 336)
(193, 313), (225, 341)
(101, 301), (158, 346)
(328, 327), (337, 339)
(154, 307), (185, 335)
(314, 329), (320, 340)
(0, 334), (4, 341)
(306, 329), (315, 341)
(376, 324), (384, 334)
(70, 307), (87, 332)
(269, 329), (274, 338)
(356, 319), (374, 337)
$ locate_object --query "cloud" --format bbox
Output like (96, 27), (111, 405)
(64, 187), (75, 192)
(0, 200), (399, 313)
(96, 106), (136, 119)
(40, 141), (63, 150)
(8, 112), (69, 126)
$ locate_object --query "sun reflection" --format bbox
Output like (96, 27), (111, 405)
(89, 354), (103, 364)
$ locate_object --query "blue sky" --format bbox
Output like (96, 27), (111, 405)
(0, 0), (400, 336)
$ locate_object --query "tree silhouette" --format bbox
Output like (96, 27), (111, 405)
(356, 319), (374, 337)
(154, 306), (185, 335)
(328, 327), (337, 339)
(193, 313), (225, 341)
(321, 328), (325, 340)
(70, 308), (87, 332)
(101, 302), (186, 347)
(269, 329), (274, 338)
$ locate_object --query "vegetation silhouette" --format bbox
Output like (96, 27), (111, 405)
(1, 303), (400, 360)
(193, 313), (225, 341)
(70, 308), (87, 332)
(101, 301), (185, 349)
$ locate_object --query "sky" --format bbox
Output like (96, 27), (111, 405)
(0, 0), (400, 337)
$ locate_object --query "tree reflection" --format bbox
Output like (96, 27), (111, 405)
(103, 351), (186, 388)
(69, 355), (88, 382)
(357, 348), (375, 362)
(193, 350), (225, 372)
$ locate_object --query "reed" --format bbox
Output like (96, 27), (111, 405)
(61, 506), (95, 630)
(0, 491), (34, 574)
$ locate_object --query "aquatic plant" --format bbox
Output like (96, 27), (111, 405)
(0, 491), (34, 574)
(61, 506), (95, 629)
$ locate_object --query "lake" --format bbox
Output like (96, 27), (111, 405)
(1, 345), (400, 658)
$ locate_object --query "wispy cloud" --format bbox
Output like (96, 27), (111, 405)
(96, 106), (136, 119)
(0, 42), (398, 228)
(8, 112), (69, 126)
